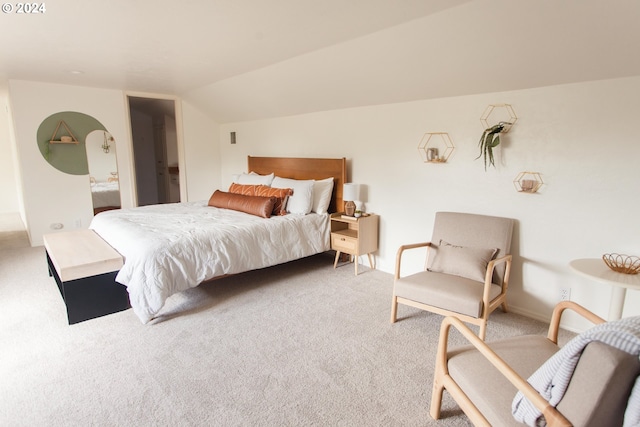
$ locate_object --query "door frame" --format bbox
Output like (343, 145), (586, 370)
(124, 91), (187, 206)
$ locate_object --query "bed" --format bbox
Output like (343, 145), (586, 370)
(91, 181), (121, 214)
(89, 156), (347, 323)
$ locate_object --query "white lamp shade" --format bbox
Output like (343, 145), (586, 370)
(343, 183), (360, 201)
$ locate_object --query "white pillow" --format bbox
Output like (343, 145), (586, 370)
(236, 172), (274, 186)
(272, 176), (314, 214)
(312, 177), (334, 214)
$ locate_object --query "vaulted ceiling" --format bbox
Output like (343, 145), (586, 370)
(1, 0), (639, 123)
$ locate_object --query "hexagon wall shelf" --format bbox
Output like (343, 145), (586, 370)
(513, 171), (543, 193)
(480, 103), (518, 133)
(418, 132), (455, 163)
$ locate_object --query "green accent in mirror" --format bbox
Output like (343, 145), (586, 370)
(37, 111), (108, 175)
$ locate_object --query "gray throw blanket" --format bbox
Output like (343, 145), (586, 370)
(511, 315), (640, 426)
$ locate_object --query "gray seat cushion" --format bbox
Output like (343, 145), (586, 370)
(447, 335), (559, 426)
(395, 270), (502, 318)
(448, 338), (640, 426)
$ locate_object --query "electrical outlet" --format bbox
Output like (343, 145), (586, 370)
(74, 218), (82, 228)
(559, 287), (571, 301)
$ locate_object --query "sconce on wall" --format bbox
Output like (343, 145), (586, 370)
(418, 132), (455, 163)
(513, 171), (543, 193)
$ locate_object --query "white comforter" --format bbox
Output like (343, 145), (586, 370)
(89, 201), (330, 323)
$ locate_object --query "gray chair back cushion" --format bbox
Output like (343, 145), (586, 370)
(427, 212), (514, 284)
(557, 341), (640, 427)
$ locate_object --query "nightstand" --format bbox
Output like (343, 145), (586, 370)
(330, 213), (379, 275)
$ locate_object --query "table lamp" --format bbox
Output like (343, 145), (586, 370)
(343, 183), (359, 216)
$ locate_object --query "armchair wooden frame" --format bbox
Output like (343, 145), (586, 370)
(390, 241), (513, 340)
(430, 301), (606, 427)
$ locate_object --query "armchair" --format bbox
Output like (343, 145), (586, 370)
(391, 212), (514, 339)
(430, 301), (640, 426)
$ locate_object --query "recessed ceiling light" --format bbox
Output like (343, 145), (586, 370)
(69, 70), (84, 75)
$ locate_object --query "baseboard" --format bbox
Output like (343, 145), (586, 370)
(508, 304), (584, 334)
(507, 305), (548, 323)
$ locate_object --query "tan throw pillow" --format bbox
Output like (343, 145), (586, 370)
(428, 240), (497, 282)
(208, 190), (276, 218)
(228, 183), (268, 196)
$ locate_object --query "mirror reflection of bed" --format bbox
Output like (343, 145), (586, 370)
(86, 130), (121, 215)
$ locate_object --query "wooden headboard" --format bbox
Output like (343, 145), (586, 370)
(247, 156), (347, 214)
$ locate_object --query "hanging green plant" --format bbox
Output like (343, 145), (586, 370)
(476, 122), (509, 170)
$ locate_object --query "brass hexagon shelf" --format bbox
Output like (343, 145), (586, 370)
(418, 132), (455, 163)
(513, 171), (543, 193)
(480, 103), (518, 133)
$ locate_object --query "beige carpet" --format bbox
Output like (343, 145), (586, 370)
(0, 226), (573, 426)
(0, 213), (29, 250)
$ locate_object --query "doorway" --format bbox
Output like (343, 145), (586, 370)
(128, 96), (180, 206)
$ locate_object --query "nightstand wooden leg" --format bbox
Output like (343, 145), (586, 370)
(355, 255), (358, 275)
(334, 251), (341, 269)
(367, 253), (375, 270)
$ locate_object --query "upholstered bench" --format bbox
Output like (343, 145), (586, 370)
(43, 229), (129, 324)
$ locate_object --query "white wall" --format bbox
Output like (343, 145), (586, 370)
(8, 80), (219, 246)
(0, 82), (22, 214)
(181, 101), (221, 201)
(219, 76), (640, 331)
(9, 80), (134, 244)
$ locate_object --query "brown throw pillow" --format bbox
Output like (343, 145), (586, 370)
(254, 186), (293, 216)
(208, 190), (276, 218)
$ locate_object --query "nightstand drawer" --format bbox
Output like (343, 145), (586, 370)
(331, 234), (357, 252)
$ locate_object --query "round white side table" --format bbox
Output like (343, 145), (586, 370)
(569, 258), (640, 320)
